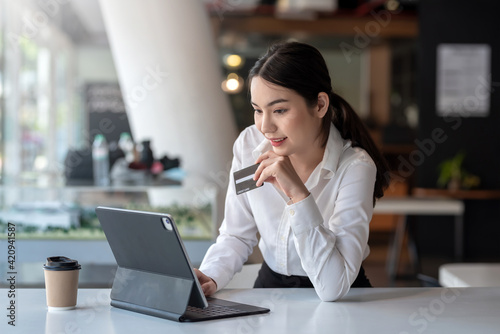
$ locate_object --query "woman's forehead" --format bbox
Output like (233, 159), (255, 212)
(250, 77), (299, 100)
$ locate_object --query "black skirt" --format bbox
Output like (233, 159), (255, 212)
(253, 261), (372, 288)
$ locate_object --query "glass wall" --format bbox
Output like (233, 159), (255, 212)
(0, 1), (215, 241)
(1, 0), (78, 187)
(0, 0), (84, 239)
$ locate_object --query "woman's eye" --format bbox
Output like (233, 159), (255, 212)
(254, 109), (262, 114)
(274, 109), (287, 114)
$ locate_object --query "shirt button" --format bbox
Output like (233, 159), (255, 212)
(289, 209), (295, 216)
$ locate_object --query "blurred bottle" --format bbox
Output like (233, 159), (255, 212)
(118, 132), (135, 163)
(140, 140), (154, 170)
(92, 134), (110, 186)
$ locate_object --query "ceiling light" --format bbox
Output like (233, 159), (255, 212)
(223, 54), (244, 69)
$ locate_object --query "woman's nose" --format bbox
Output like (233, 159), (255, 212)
(260, 113), (277, 134)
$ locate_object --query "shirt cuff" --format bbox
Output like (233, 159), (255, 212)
(287, 194), (324, 235)
(198, 265), (226, 292)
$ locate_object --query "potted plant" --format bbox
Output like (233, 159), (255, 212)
(437, 151), (480, 190)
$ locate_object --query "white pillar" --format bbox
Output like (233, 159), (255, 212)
(99, 0), (238, 225)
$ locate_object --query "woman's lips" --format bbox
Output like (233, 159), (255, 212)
(269, 137), (287, 147)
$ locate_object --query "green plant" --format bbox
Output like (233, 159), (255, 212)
(437, 151), (480, 190)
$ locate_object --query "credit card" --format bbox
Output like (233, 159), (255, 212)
(234, 163), (262, 195)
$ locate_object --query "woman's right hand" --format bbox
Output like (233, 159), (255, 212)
(194, 268), (217, 296)
(254, 150), (310, 203)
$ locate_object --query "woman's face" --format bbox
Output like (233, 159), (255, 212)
(251, 76), (325, 158)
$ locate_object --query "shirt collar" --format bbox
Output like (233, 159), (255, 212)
(252, 137), (271, 160)
(251, 123), (346, 179)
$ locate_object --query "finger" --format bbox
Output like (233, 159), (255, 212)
(254, 150), (279, 164)
(194, 268), (209, 285)
(202, 281), (216, 296)
(256, 164), (277, 187)
(254, 152), (270, 165)
(254, 150), (282, 181)
(201, 282), (210, 295)
(253, 160), (267, 181)
(253, 155), (276, 181)
(253, 157), (276, 185)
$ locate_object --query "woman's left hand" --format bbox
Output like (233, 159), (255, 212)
(193, 268), (217, 296)
(254, 150), (310, 203)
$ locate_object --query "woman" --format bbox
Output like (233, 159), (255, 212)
(195, 41), (389, 302)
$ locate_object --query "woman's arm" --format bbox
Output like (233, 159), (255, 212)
(197, 130), (260, 293)
(290, 161), (376, 301)
(254, 146), (376, 301)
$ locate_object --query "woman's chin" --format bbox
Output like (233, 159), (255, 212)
(272, 147), (292, 157)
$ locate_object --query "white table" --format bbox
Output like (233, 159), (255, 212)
(373, 197), (464, 281)
(439, 263), (500, 287)
(2, 288), (499, 333)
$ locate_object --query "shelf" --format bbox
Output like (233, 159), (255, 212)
(413, 188), (500, 200)
(0, 185), (217, 240)
(213, 15), (418, 37)
(381, 144), (416, 155)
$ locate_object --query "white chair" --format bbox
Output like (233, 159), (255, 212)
(439, 263), (500, 287)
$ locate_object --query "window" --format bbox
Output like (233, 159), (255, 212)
(1, 0), (78, 186)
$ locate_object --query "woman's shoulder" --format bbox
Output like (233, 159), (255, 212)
(338, 142), (376, 170)
(327, 125), (376, 171)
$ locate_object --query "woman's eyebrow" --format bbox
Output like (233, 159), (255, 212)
(251, 99), (289, 107)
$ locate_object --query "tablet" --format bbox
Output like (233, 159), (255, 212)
(96, 206), (270, 322)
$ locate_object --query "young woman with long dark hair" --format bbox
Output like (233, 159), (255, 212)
(195, 41), (389, 301)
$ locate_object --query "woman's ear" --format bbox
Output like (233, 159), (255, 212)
(316, 92), (329, 119)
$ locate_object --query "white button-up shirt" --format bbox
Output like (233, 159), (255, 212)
(199, 123), (376, 301)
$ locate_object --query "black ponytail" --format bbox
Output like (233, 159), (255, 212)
(327, 91), (389, 202)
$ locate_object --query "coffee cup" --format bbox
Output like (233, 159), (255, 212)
(43, 256), (81, 311)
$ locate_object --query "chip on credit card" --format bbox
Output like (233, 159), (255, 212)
(234, 163), (262, 195)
